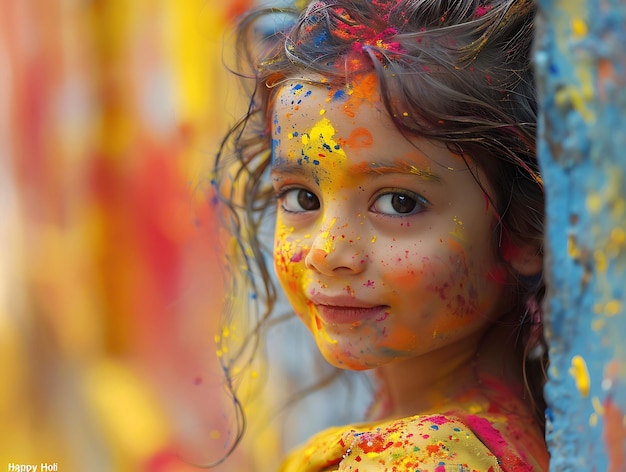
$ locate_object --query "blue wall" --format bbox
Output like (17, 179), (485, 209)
(535, 0), (626, 469)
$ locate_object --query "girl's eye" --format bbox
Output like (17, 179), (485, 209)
(371, 191), (427, 216)
(279, 188), (321, 212)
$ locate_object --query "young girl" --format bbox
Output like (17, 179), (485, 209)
(214, 0), (549, 469)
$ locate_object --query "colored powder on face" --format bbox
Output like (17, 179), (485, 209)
(486, 265), (508, 285)
(348, 74), (378, 101)
(271, 138), (280, 161)
(291, 249), (303, 262)
(378, 322), (417, 350)
(301, 118), (347, 161)
(449, 216), (465, 242)
(337, 127), (374, 150)
(382, 268), (419, 291)
(331, 89), (347, 101)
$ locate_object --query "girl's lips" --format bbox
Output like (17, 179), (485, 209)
(315, 304), (390, 325)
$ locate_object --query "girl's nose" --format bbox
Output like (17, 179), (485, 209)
(304, 218), (365, 276)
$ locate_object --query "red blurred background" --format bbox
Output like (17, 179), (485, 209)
(0, 1), (274, 470)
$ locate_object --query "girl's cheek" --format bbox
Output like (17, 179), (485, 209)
(379, 238), (481, 316)
(275, 242), (303, 291)
(274, 225), (311, 297)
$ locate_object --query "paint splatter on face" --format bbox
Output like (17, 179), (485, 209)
(270, 76), (508, 370)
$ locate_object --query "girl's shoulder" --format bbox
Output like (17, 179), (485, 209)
(278, 411), (547, 472)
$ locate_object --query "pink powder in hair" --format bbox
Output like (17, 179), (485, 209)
(475, 5), (493, 18)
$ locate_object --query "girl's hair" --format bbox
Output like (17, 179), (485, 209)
(213, 0), (546, 459)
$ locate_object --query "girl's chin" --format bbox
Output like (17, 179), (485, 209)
(317, 344), (390, 371)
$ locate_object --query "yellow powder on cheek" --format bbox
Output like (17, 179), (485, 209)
(274, 223), (309, 295)
(449, 216), (465, 242)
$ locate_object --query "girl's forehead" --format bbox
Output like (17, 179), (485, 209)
(270, 78), (470, 179)
(273, 74), (383, 117)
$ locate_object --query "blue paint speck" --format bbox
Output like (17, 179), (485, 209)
(271, 139), (280, 161)
(332, 89), (347, 101)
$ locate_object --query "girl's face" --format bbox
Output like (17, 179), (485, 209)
(270, 77), (509, 370)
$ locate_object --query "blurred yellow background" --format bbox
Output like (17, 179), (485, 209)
(0, 1), (277, 470)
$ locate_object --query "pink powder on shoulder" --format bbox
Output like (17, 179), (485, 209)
(464, 415), (533, 472)
(427, 415), (453, 426)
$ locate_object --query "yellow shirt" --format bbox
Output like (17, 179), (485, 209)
(279, 412), (546, 471)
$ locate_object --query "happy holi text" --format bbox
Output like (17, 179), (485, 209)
(7, 464), (58, 472)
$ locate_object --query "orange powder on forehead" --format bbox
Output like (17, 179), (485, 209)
(338, 128), (374, 150)
(348, 73), (379, 101)
(335, 74), (379, 118)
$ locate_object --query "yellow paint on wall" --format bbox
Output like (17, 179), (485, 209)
(586, 193), (602, 214)
(567, 234), (581, 259)
(604, 300), (621, 317)
(592, 396), (605, 415)
(569, 355), (591, 398)
(553, 0), (595, 122)
(572, 18), (588, 37)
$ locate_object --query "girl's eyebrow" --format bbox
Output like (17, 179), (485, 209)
(350, 160), (442, 182)
(270, 160), (330, 178)
(270, 159), (442, 182)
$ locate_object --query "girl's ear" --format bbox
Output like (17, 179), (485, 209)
(500, 229), (543, 276)
(507, 242), (543, 276)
